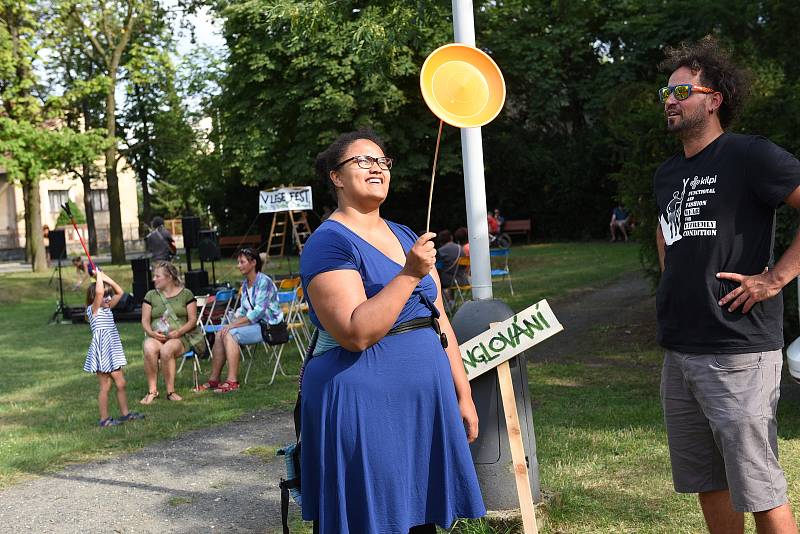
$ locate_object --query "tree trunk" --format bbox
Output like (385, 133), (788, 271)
(80, 102), (99, 256)
(135, 82), (152, 232)
(23, 177), (47, 272)
(140, 163), (152, 232)
(22, 180), (32, 263)
(105, 80), (125, 263)
(80, 163), (98, 256)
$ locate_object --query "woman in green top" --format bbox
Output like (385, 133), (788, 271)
(140, 261), (199, 404)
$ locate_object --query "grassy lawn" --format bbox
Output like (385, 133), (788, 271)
(16, 241), (787, 533)
(0, 259), (304, 489)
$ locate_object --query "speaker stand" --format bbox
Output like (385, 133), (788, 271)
(49, 259), (68, 324)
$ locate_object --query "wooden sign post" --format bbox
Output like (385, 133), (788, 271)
(460, 300), (563, 534)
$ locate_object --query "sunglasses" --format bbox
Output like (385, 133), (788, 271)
(333, 155), (393, 171)
(658, 84), (716, 103)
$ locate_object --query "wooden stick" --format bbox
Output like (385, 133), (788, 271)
(425, 119), (444, 234)
(497, 360), (539, 534)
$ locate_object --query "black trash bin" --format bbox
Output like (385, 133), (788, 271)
(451, 298), (542, 509)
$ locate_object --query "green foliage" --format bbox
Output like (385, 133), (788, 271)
(207, 0), (455, 233)
(596, 2), (800, 285)
(122, 34), (207, 219)
(55, 200), (86, 226)
(0, 118), (108, 186)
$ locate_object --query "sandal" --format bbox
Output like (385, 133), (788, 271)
(195, 380), (220, 392)
(139, 391), (159, 405)
(213, 381), (240, 394)
(119, 411), (145, 422)
(99, 417), (122, 427)
(166, 391), (182, 401)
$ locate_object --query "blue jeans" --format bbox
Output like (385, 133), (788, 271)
(229, 323), (264, 345)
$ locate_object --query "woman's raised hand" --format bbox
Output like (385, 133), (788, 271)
(401, 232), (437, 280)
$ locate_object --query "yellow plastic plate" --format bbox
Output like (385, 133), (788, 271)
(420, 43), (506, 128)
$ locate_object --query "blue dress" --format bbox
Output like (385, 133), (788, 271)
(299, 219), (485, 533)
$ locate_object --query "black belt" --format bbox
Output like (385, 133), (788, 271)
(386, 316), (448, 348)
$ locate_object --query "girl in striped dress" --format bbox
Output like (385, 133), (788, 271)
(85, 270), (144, 427)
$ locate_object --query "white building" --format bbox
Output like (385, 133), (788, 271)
(0, 163), (140, 258)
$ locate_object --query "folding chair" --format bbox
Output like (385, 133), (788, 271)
(177, 294), (209, 389)
(243, 323), (294, 385)
(490, 248), (514, 295)
(279, 288), (310, 355)
(277, 274), (311, 354)
(243, 279), (302, 385)
(203, 288), (236, 329)
(443, 256), (472, 315)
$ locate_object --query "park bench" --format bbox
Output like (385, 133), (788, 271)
(218, 235), (262, 255)
(503, 218), (532, 243)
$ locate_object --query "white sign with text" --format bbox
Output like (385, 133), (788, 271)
(259, 186), (313, 213)
(460, 300), (563, 380)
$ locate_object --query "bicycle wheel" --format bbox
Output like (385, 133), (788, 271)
(495, 233), (511, 249)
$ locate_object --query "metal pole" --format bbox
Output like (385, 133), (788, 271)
(452, 0), (492, 300)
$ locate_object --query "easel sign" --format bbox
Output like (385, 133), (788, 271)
(459, 299), (563, 534)
(259, 186), (313, 213)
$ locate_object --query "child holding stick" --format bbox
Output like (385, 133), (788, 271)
(84, 270), (144, 427)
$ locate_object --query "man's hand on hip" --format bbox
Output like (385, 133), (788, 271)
(717, 268), (782, 313)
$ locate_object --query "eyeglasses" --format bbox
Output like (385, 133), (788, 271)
(333, 155), (393, 171)
(658, 84), (716, 103)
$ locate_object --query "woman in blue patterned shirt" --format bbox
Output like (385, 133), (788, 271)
(198, 248), (284, 393)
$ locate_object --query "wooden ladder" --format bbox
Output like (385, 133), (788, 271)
(289, 211), (312, 255)
(266, 210), (312, 258)
(266, 212), (290, 258)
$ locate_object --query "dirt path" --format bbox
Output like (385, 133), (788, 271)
(0, 411), (297, 534)
(0, 272), (656, 534)
(542, 271), (657, 363)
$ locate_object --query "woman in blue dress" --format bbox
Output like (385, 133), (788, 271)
(300, 129), (485, 533)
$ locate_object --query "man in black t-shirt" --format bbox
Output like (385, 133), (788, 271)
(655, 38), (800, 534)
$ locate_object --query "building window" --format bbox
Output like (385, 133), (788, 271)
(90, 189), (109, 212)
(48, 190), (70, 213)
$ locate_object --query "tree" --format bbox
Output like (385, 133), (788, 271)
(122, 46), (202, 224)
(51, 0), (165, 263)
(207, 0), (457, 233)
(0, 119), (107, 271)
(1, 0), (107, 272)
(1, 0), (48, 271)
(44, 27), (108, 256)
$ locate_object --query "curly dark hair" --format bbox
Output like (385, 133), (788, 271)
(659, 36), (751, 129)
(314, 128), (388, 199)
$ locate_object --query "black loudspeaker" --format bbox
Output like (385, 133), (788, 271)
(182, 216), (201, 249)
(198, 230), (221, 261)
(115, 292), (135, 312)
(49, 229), (66, 260)
(185, 269), (209, 295)
(131, 258), (153, 305)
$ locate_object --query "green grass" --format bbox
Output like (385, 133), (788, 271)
(522, 315), (800, 533)
(5, 241), (706, 533)
(242, 445), (280, 462)
(490, 242), (641, 310)
(167, 496), (193, 507)
(0, 262), (304, 488)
